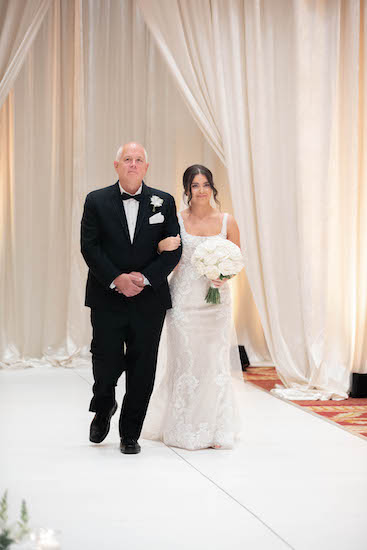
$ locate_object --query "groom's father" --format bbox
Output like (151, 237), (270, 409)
(81, 142), (181, 454)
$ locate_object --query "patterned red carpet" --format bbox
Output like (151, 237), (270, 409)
(243, 367), (367, 439)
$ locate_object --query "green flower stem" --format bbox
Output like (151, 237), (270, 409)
(205, 286), (220, 304)
(205, 275), (232, 305)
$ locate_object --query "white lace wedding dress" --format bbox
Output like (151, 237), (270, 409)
(142, 213), (242, 450)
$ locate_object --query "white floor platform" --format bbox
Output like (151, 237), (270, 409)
(1, 367), (366, 550)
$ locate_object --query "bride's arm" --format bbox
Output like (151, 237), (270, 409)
(158, 234), (181, 253)
(212, 215), (242, 288)
(227, 214), (241, 248)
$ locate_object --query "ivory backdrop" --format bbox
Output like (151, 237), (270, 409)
(138, 0), (367, 400)
(0, 0), (366, 400)
(0, 0), (269, 370)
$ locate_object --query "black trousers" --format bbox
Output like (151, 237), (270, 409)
(89, 288), (166, 440)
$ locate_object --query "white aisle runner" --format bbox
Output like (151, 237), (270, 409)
(1, 367), (366, 550)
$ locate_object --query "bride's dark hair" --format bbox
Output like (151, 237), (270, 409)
(183, 164), (220, 208)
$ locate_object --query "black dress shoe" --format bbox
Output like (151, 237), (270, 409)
(89, 401), (118, 443)
(120, 436), (141, 454)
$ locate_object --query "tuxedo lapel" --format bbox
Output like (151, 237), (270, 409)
(133, 183), (151, 244)
(111, 182), (130, 243)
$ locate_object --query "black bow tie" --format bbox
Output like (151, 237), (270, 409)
(121, 192), (142, 202)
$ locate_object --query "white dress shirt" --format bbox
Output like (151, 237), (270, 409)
(120, 182), (142, 242)
(110, 183), (150, 289)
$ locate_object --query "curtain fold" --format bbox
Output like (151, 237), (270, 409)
(135, 0), (225, 163)
(0, 0), (52, 109)
(138, 0), (367, 399)
(0, 93), (16, 362)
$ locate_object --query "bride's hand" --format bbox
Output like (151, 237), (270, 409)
(211, 276), (231, 288)
(158, 234), (181, 253)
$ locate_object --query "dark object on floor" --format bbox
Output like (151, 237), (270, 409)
(239, 345), (249, 371)
(350, 373), (367, 398)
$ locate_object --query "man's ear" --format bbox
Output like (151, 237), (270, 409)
(114, 161), (118, 170)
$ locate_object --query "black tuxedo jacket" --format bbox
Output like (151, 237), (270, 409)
(81, 181), (182, 310)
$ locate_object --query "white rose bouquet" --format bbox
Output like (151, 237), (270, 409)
(191, 238), (244, 304)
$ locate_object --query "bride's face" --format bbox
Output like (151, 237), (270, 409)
(190, 174), (212, 205)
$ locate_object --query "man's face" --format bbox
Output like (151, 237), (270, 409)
(114, 144), (149, 187)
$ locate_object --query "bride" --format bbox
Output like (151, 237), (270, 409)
(142, 164), (243, 450)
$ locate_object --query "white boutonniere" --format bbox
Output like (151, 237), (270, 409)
(150, 195), (164, 212)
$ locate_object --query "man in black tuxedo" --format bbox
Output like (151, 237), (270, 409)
(81, 142), (181, 454)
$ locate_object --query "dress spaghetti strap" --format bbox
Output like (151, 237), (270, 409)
(221, 213), (228, 237)
(178, 212), (185, 233)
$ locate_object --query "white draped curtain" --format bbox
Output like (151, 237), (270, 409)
(1, 0), (366, 401)
(137, 0), (367, 399)
(0, 0), (51, 108)
(0, 0), (270, 368)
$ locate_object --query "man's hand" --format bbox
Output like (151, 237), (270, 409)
(113, 273), (144, 297)
(129, 272), (145, 287)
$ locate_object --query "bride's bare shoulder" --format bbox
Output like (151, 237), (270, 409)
(211, 210), (224, 223)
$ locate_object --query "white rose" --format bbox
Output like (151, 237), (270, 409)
(203, 253), (219, 266)
(196, 261), (206, 276)
(201, 239), (219, 252)
(232, 261), (244, 272)
(211, 247), (228, 261)
(150, 195), (163, 208)
(204, 265), (221, 280)
(229, 248), (243, 261)
(219, 258), (244, 275)
(218, 259), (237, 276)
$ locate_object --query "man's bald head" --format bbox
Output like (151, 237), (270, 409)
(114, 142), (149, 193)
(116, 142), (148, 163)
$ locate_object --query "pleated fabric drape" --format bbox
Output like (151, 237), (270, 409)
(0, 0), (270, 368)
(0, 0), (51, 108)
(137, 0), (367, 399)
